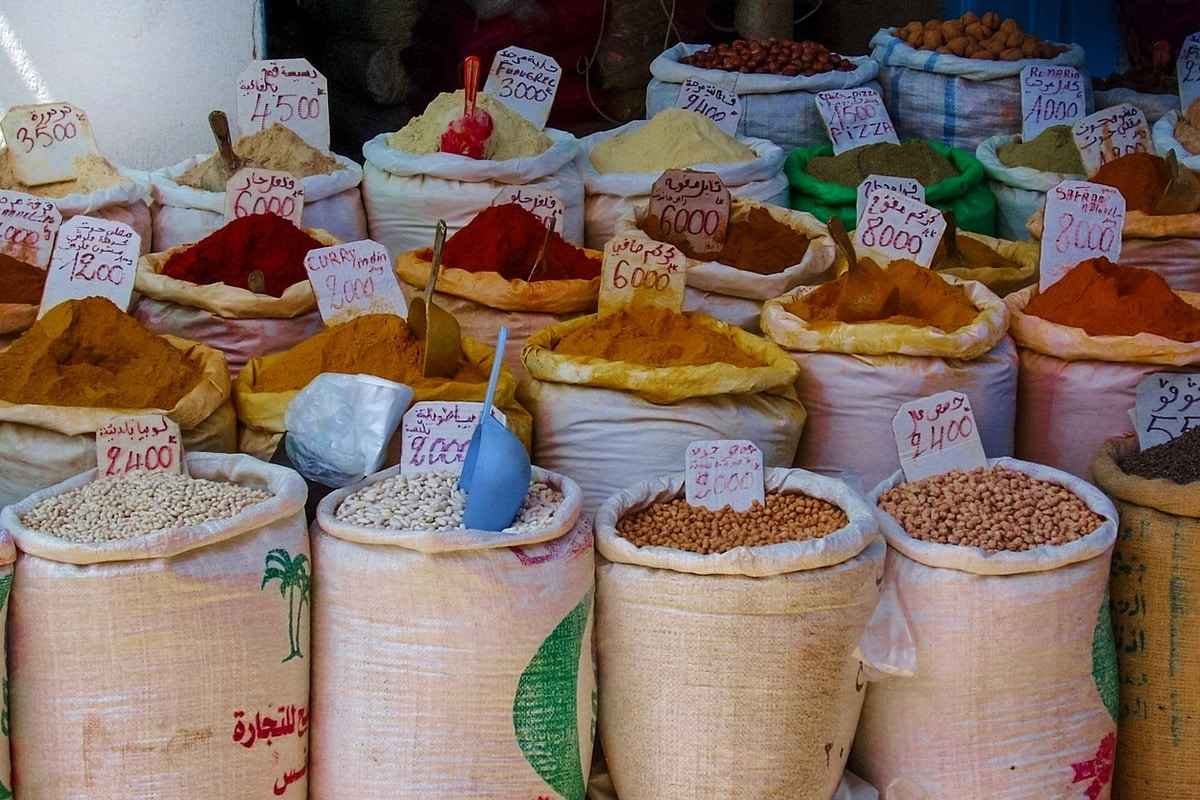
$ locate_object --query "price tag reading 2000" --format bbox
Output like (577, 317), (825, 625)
(224, 168), (304, 225)
(304, 239), (408, 324)
(647, 169), (730, 258)
(857, 189), (946, 267)
(237, 58), (330, 151)
(815, 88), (898, 155)
(1039, 180), (1125, 290)
(599, 234), (686, 315)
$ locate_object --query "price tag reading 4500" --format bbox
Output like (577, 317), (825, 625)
(599, 234), (686, 315)
(647, 169), (730, 259)
(96, 414), (183, 479)
(1039, 180), (1125, 290)
(857, 189), (946, 267)
(237, 58), (330, 151)
(0, 102), (99, 187)
(224, 168), (304, 225)
(815, 88), (898, 155)
(893, 391), (987, 482)
(685, 440), (765, 513)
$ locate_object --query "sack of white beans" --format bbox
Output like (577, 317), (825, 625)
(0, 454), (310, 800)
(310, 466), (596, 799)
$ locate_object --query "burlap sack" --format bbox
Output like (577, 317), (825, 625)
(0, 336), (235, 507)
(594, 468), (884, 799)
(1091, 436), (1200, 800)
(1, 453), (309, 800)
(310, 466), (594, 799)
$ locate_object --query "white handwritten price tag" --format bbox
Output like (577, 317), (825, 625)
(0, 190), (61, 267)
(675, 78), (742, 136)
(483, 46), (561, 130)
(684, 440), (764, 513)
(1134, 373), (1200, 449)
(304, 239), (408, 324)
(1039, 180), (1125, 290)
(0, 102), (99, 186)
(893, 391), (987, 482)
(95, 414), (183, 479)
(400, 401), (507, 476)
(647, 169), (730, 258)
(1072, 104), (1152, 176)
(1020, 65), (1086, 141)
(237, 58), (330, 151)
(856, 189), (946, 267)
(599, 234), (686, 315)
(815, 89), (899, 155)
(1181, 33), (1200, 112)
(40, 216), (139, 317)
(491, 186), (563, 230)
(224, 168), (304, 225)
(855, 175), (924, 227)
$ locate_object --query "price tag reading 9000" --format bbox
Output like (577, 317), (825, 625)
(598, 234), (686, 315)
(237, 58), (330, 151)
(675, 78), (741, 136)
(0, 102), (99, 186)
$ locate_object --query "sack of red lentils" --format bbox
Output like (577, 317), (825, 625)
(858, 458), (1118, 800)
(0, 453), (310, 799)
(309, 466), (595, 799)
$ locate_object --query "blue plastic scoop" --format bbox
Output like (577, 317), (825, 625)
(460, 327), (532, 531)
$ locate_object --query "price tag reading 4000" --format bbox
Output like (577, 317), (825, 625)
(96, 414), (183, 479)
(39, 216), (140, 318)
(304, 239), (408, 325)
(893, 391), (987, 482)
(815, 88), (899, 155)
(857, 189), (946, 267)
(1020, 65), (1086, 141)
(599, 234), (686, 315)
(1179, 33), (1200, 112)
(1039, 180), (1125, 291)
(685, 439), (765, 513)
(0, 102), (99, 187)
(1134, 373), (1200, 450)
(237, 58), (330, 151)
(676, 78), (742, 136)
(483, 47), (562, 131)
(647, 169), (730, 258)
(0, 190), (61, 267)
(1072, 104), (1151, 176)
(224, 168), (305, 225)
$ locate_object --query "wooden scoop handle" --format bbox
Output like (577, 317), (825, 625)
(208, 110), (238, 171)
(463, 56), (481, 116)
(827, 216), (858, 270)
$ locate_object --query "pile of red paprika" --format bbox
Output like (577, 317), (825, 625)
(436, 204), (600, 281)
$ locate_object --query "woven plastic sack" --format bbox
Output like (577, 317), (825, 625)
(1, 453), (310, 800)
(521, 312), (804, 515)
(976, 133), (1085, 241)
(132, 227), (336, 375)
(870, 29), (1091, 150)
(310, 466), (594, 799)
(1092, 437), (1200, 799)
(149, 153), (367, 249)
(1153, 110), (1200, 169)
(577, 122), (787, 249)
(786, 141), (997, 234)
(594, 467), (884, 799)
(856, 458), (1119, 800)
(0, 336), (235, 508)
(1007, 286), (1200, 479)
(1095, 87), (1178, 124)
(362, 130), (584, 255)
(645, 44), (882, 150)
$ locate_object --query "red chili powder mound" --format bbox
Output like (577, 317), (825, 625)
(162, 213), (323, 297)
(438, 204), (600, 281)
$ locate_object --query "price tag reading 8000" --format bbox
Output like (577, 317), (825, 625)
(400, 401), (507, 476)
(815, 88), (899, 155)
(1072, 104), (1151, 176)
(237, 58), (329, 151)
(0, 190), (61, 267)
(224, 168), (304, 225)
(647, 169), (730, 258)
(857, 189), (946, 267)
(598, 234), (687, 315)
(1179, 33), (1200, 112)
(892, 390), (987, 482)
(676, 78), (742, 136)
(0, 102), (99, 186)
(95, 414), (183, 479)
(1039, 180), (1125, 290)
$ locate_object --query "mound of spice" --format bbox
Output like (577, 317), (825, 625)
(589, 109), (755, 175)
(0, 253), (47, 304)
(161, 213), (324, 297)
(177, 124), (341, 192)
(680, 39), (856, 76)
(0, 151), (122, 198)
(806, 141), (959, 188)
(1024, 258), (1200, 341)
(1174, 98), (1200, 155)
(437, 204), (600, 281)
(552, 308), (762, 368)
(1090, 152), (1172, 214)
(388, 91), (552, 161)
(0, 297), (201, 409)
(787, 259), (979, 332)
(617, 491), (848, 554)
(878, 467), (1104, 552)
(996, 125), (1085, 174)
(1119, 427), (1200, 485)
(248, 313), (485, 393)
(641, 206), (811, 274)
(931, 235), (1021, 272)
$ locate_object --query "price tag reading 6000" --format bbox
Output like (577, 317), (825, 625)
(598, 234), (687, 315)
(224, 168), (305, 225)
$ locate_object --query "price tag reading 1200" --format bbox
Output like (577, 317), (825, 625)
(95, 414), (183, 479)
(1039, 180), (1125, 290)
(857, 189), (946, 267)
(1072, 103), (1151, 176)
(224, 168), (304, 225)
(815, 88), (898, 155)
(0, 102), (99, 186)
(598, 234), (686, 315)
(237, 58), (330, 151)
(0, 190), (61, 267)
(39, 216), (140, 318)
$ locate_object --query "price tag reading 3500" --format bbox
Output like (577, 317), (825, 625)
(1134, 373), (1200, 450)
(1072, 104), (1151, 176)
(685, 440), (765, 513)
(96, 414), (183, 479)
(0, 102), (99, 186)
(893, 391), (987, 482)
(224, 168), (304, 225)
(483, 47), (561, 130)
(676, 78), (742, 136)
(237, 58), (330, 151)
(40, 216), (139, 318)
(1020, 65), (1086, 141)
(647, 169), (730, 258)
(1039, 180), (1125, 290)
(599, 234), (686, 315)
(304, 239), (408, 325)
(857, 189), (946, 267)
(815, 89), (898, 155)
(0, 190), (61, 267)
(1179, 33), (1200, 112)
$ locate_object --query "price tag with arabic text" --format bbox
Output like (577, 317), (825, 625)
(676, 78), (742, 136)
(224, 168), (304, 225)
(0, 190), (61, 267)
(237, 58), (330, 151)
(491, 186), (563, 230)
(0, 102), (99, 186)
(304, 239), (407, 325)
(599, 234), (686, 315)
(1179, 33), (1200, 112)
(856, 189), (946, 267)
(647, 169), (730, 258)
(893, 391), (987, 482)
(1020, 65), (1086, 141)
(1039, 180), (1124, 290)
(1134, 373), (1200, 449)
(40, 216), (139, 318)
(96, 414), (183, 479)
(685, 439), (764, 513)
(483, 46), (561, 130)
(400, 401), (507, 476)
(815, 89), (898, 155)
(855, 175), (924, 227)
(1072, 104), (1152, 176)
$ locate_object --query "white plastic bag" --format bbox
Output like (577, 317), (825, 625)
(1095, 87), (1178, 124)
(975, 133), (1084, 241)
(1152, 110), (1200, 170)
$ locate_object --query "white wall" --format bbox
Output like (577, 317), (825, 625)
(0, 0), (261, 169)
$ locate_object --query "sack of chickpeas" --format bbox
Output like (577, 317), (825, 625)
(869, 14), (1089, 150)
(855, 458), (1119, 799)
(594, 467), (885, 800)
(0, 453), (310, 799)
(309, 466), (595, 799)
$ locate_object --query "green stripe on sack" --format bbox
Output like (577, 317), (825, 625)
(1094, 590), (1120, 723)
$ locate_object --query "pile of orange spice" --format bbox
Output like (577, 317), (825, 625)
(552, 308), (762, 368)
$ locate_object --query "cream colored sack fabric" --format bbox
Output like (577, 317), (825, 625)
(0, 336), (235, 507)
(932, 231), (1039, 296)
(2, 454), (310, 800)
(856, 458), (1119, 800)
(594, 468), (884, 799)
(310, 466), (595, 799)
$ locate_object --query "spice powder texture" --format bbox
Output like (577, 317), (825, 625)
(552, 308), (762, 368)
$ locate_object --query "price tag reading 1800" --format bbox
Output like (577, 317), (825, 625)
(598, 234), (686, 315)
(676, 78), (742, 136)
(647, 169), (730, 258)
(95, 414), (183, 479)
(304, 239), (408, 324)
(1072, 103), (1151, 176)
(0, 102), (99, 186)
(39, 216), (139, 318)
(685, 440), (765, 513)
(1134, 373), (1200, 450)
(815, 88), (899, 155)
(1020, 64), (1086, 141)
(1039, 180), (1125, 290)
(483, 46), (562, 131)
(0, 190), (61, 267)
(237, 58), (330, 151)
(893, 391), (987, 482)
(224, 168), (304, 225)
(1179, 33), (1200, 112)
(857, 189), (946, 267)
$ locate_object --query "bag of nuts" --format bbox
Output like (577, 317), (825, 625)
(858, 458), (1119, 799)
(593, 467), (886, 800)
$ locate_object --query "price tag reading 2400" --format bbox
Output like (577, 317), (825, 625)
(815, 88), (898, 155)
(598, 234), (686, 315)
(1039, 180), (1125, 290)
(237, 58), (330, 151)
(857, 189), (946, 267)
(95, 414), (183, 479)
(892, 391), (987, 482)
(0, 102), (99, 186)
(0, 190), (61, 267)
(224, 168), (304, 225)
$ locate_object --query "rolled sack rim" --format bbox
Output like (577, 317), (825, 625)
(649, 43), (881, 95)
(869, 28), (1087, 80)
(149, 152), (364, 212)
(785, 140), (986, 205)
(975, 133), (1085, 191)
(361, 128), (579, 182)
(1091, 434), (1200, 519)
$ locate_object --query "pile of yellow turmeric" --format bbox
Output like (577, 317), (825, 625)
(552, 308), (763, 368)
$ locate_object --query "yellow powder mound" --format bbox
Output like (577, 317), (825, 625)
(553, 307), (763, 368)
(387, 91), (552, 161)
(0, 150), (122, 198)
(589, 108), (756, 174)
(177, 124), (341, 191)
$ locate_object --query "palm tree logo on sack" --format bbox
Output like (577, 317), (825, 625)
(261, 549), (310, 663)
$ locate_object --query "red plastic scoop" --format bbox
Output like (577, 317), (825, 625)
(440, 56), (493, 159)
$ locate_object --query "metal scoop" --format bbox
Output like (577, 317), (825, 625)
(207, 110), (244, 185)
(527, 216), (557, 282)
(1154, 150), (1200, 216)
(408, 221), (464, 379)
